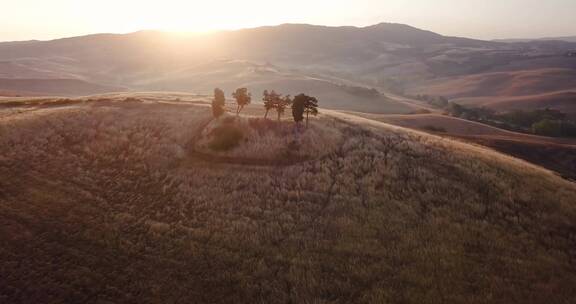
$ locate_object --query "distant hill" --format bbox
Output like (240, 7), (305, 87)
(1, 23), (493, 111)
(409, 68), (576, 114)
(0, 24), (499, 84)
(545, 36), (576, 43)
(454, 90), (576, 114)
(496, 36), (576, 43)
(409, 68), (576, 98)
(141, 59), (414, 113)
(0, 78), (126, 96)
(0, 23), (575, 113)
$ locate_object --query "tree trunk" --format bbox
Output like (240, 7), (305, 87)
(277, 111), (281, 122)
(306, 111), (309, 128)
(264, 109), (269, 119)
(296, 121), (303, 133)
(236, 105), (241, 116)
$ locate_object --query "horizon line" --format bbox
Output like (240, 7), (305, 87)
(1, 21), (574, 44)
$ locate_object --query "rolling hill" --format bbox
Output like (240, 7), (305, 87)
(409, 68), (576, 114)
(454, 90), (576, 115)
(1, 95), (576, 303)
(0, 78), (126, 96)
(0, 23), (574, 114)
(345, 112), (576, 180)
(139, 59), (415, 113)
(496, 36), (576, 43)
(409, 68), (576, 98)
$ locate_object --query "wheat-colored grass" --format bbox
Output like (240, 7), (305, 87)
(1, 95), (576, 303)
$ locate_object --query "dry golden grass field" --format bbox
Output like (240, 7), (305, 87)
(1, 93), (576, 303)
(346, 112), (576, 181)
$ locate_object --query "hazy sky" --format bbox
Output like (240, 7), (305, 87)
(2, 0), (575, 41)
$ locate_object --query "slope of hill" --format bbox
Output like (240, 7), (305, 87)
(0, 78), (127, 96)
(454, 90), (576, 114)
(346, 112), (576, 180)
(0, 61), (75, 79)
(409, 68), (576, 98)
(141, 59), (415, 113)
(496, 36), (576, 43)
(409, 68), (576, 114)
(347, 112), (576, 143)
(1, 95), (576, 303)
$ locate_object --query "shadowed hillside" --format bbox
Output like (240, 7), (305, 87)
(346, 112), (576, 180)
(410, 68), (576, 98)
(409, 68), (576, 115)
(455, 90), (576, 115)
(1, 94), (576, 303)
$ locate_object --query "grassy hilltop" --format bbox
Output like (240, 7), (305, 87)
(1, 94), (576, 303)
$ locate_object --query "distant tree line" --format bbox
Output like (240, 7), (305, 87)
(211, 88), (319, 127)
(338, 84), (381, 99)
(411, 94), (576, 138)
(413, 94), (450, 109)
(445, 103), (576, 138)
(377, 77), (406, 95)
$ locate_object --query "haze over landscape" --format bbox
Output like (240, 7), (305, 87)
(3, 0), (576, 41)
(1, 1), (576, 303)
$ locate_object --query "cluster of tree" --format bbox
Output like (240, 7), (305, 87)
(532, 119), (576, 137)
(212, 87), (254, 117)
(263, 90), (291, 121)
(413, 94), (450, 109)
(338, 85), (382, 99)
(446, 103), (495, 122)
(408, 93), (576, 138)
(211, 88), (319, 126)
(376, 77), (406, 95)
(499, 109), (576, 137)
(444, 103), (576, 138)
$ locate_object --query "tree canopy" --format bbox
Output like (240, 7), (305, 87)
(232, 88), (251, 116)
(276, 95), (292, 121)
(263, 91), (293, 121)
(212, 88), (226, 118)
(292, 94), (318, 127)
(263, 90), (280, 119)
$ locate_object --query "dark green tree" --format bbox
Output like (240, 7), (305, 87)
(532, 119), (576, 137)
(447, 102), (465, 117)
(276, 95), (292, 121)
(304, 96), (319, 127)
(232, 88), (251, 116)
(292, 94), (318, 127)
(532, 119), (562, 137)
(212, 88), (226, 118)
(292, 95), (305, 124)
(263, 90), (279, 119)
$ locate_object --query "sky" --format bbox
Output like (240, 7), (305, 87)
(1, 0), (575, 42)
